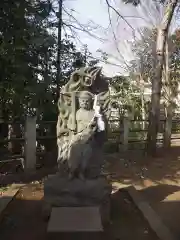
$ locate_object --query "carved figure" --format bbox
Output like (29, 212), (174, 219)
(56, 66), (110, 180)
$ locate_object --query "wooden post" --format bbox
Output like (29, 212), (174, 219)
(25, 116), (36, 170)
(123, 117), (129, 151)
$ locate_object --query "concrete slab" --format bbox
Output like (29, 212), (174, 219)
(127, 186), (177, 240)
(0, 184), (24, 222)
(47, 206), (103, 233)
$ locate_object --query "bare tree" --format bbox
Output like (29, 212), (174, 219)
(104, 0), (179, 155)
(47, 0), (108, 100)
(56, 0), (63, 100)
(147, 0), (178, 155)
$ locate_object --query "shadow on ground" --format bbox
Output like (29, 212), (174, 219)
(0, 167), (56, 187)
(1, 147), (180, 239)
(1, 146), (180, 188)
(0, 184), (46, 240)
(139, 184), (180, 238)
(1, 183), (180, 239)
(110, 188), (160, 240)
(0, 184), (160, 240)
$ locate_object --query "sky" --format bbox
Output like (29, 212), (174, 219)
(63, 0), (179, 77)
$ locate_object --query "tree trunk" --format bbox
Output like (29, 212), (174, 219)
(141, 92), (145, 129)
(55, 0), (63, 102)
(147, 0), (178, 155)
(163, 38), (173, 149)
(0, 99), (9, 156)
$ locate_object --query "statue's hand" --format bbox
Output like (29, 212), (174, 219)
(68, 126), (76, 132)
(57, 128), (69, 137)
(89, 117), (97, 130)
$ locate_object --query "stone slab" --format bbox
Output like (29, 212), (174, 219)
(127, 186), (177, 240)
(48, 231), (103, 240)
(0, 184), (24, 222)
(47, 207), (103, 233)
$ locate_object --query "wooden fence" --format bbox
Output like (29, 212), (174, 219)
(0, 116), (180, 171)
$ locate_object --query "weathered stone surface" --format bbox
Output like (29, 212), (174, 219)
(56, 66), (110, 180)
(47, 207), (103, 232)
(43, 67), (112, 230)
(44, 174), (111, 207)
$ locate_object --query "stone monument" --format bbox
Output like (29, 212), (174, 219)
(43, 66), (112, 227)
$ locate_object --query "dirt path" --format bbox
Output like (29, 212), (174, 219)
(2, 147), (180, 240)
(0, 184), (46, 240)
(0, 184), (159, 240)
(105, 147), (180, 239)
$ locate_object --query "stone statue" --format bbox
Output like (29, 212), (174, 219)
(67, 91), (96, 180)
(56, 66), (110, 180)
(44, 67), (111, 224)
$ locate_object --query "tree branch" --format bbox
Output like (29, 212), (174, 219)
(62, 6), (107, 42)
(105, 1), (131, 69)
(105, 0), (136, 38)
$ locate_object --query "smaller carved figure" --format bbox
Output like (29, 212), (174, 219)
(67, 91), (97, 180)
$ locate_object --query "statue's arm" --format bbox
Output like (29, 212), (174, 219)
(89, 117), (97, 131)
(67, 113), (76, 132)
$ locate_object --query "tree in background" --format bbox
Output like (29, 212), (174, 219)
(0, 0), (56, 154)
(147, 0), (178, 155)
(105, 0), (179, 155)
(129, 26), (180, 148)
(0, 0), (98, 156)
(110, 75), (142, 119)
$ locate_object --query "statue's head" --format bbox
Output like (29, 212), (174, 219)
(78, 91), (93, 110)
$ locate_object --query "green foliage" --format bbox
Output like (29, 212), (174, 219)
(0, 0), (100, 156)
(129, 27), (157, 83)
(129, 27), (180, 109)
(0, 0), (96, 122)
(0, 0), (55, 119)
(110, 75), (142, 119)
(168, 29), (180, 99)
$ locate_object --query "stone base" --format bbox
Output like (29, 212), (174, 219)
(48, 207), (103, 232)
(48, 232), (103, 240)
(43, 174), (112, 225)
(47, 207), (104, 240)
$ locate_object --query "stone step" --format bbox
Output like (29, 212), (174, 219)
(47, 206), (104, 240)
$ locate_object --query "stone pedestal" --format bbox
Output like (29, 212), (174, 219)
(47, 207), (103, 240)
(43, 173), (112, 226)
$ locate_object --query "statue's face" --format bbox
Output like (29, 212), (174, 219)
(79, 95), (91, 110)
